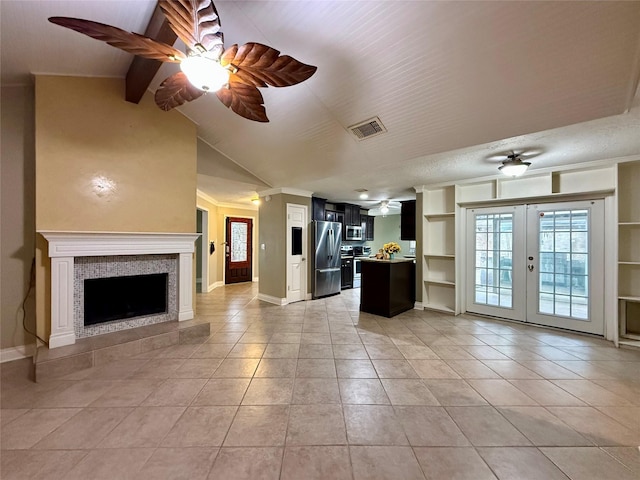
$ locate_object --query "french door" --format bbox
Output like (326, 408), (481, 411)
(466, 200), (604, 335)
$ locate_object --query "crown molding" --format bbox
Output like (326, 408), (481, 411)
(196, 189), (218, 206)
(257, 187), (314, 198)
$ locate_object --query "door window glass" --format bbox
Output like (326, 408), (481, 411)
(231, 221), (248, 262)
(474, 213), (513, 308)
(537, 209), (588, 319)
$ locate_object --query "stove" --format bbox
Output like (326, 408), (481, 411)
(353, 245), (371, 257)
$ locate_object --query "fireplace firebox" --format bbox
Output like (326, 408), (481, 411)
(84, 273), (168, 326)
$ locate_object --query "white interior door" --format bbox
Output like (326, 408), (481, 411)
(466, 200), (604, 335)
(287, 204), (307, 303)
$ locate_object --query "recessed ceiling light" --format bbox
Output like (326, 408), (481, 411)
(355, 188), (369, 199)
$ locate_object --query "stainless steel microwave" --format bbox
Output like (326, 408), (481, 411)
(345, 225), (363, 241)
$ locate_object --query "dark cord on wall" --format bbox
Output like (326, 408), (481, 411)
(22, 258), (48, 347)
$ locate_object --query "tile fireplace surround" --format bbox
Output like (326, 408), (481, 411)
(39, 232), (200, 349)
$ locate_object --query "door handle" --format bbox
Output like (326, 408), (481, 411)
(528, 264), (534, 272)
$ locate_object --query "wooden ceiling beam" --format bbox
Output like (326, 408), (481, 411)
(125, 2), (177, 103)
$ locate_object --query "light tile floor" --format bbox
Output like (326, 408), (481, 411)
(2, 283), (640, 479)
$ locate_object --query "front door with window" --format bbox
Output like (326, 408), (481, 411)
(225, 217), (253, 284)
(466, 200), (604, 335)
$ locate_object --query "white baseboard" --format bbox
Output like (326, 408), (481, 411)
(1, 344), (36, 363)
(257, 293), (287, 306)
(207, 281), (223, 292)
(414, 301), (424, 310)
(305, 293), (312, 300)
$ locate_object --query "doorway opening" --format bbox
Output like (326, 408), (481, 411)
(196, 208), (209, 293)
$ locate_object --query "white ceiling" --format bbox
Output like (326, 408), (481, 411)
(3, 1), (640, 208)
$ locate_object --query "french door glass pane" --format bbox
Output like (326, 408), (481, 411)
(536, 209), (589, 320)
(230, 222), (248, 262)
(474, 213), (513, 308)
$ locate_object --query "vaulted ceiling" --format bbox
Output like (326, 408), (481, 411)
(3, 1), (640, 211)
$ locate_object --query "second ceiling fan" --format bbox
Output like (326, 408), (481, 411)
(49, 0), (317, 122)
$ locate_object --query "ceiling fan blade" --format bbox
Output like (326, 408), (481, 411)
(216, 81), (268, 122)
(48, 17), (185, 63)
(159, 0), (223, 53)
(155, 71), (205, 111)
(220, 43), (317, 88)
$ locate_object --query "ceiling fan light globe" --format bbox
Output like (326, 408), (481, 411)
(180, 55), (229, 92)
(499, 160), (530, 177)
(380, 206), (389, 214)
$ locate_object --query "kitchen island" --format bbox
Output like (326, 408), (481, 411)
(360, 258), (415, 318)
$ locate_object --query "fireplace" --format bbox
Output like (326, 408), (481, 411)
(39, 231), (199, 348)
(84, 273), (169, 326)
(73, 254), (178, 339)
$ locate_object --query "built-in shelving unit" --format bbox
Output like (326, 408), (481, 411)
(416, 160), (637, 345)
(421, 186), (457, 313)
(618, 161), (640, 341)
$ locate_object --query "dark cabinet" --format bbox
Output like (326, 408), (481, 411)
(341, 257), (353, 289)
(326, 210), (345, 224)
(362, 215), (375, 241)
(312, 197), (327, 222)
(400, 200), (416, 241)
(336, 203), (361, 226)
(360, 259), (415, 317)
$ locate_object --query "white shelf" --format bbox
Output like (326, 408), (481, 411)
(424, 212), (455, 219)
(422, 185), (458, 316)
(619, 222), (640, 226)
(619, 261), (640, 266)
(619, 296), (640, 302)
(618, 339), (640, 349)
(424, 279), (455, 287)
(423, 303), (455, 314)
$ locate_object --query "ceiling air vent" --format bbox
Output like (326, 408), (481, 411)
(348, 117), (387, 140)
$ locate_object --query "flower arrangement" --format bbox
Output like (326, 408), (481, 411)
(383, 242), (401, 254)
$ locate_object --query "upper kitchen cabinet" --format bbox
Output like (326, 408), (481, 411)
(400, 200), (416, 240)
(364, 215), (375, 241)
(312, 197), (326, 222)
(336, 203), (362, 226)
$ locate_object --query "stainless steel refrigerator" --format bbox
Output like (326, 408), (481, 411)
(312, 220), (342, 298)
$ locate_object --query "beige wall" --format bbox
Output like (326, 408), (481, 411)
(258, 193), (311, 300)
(35, 76), (198, 339)
(1, 86), (36, 351)
(368, 214), (414, 254)
(259, 195), (285, 298)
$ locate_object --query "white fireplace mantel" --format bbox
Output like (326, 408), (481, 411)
(39, 231), (200, 349)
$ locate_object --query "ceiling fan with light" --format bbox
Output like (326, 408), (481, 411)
(498, 152), (532, 177)
(362, 199), (402, 214)
(48, 0), (317, 122)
